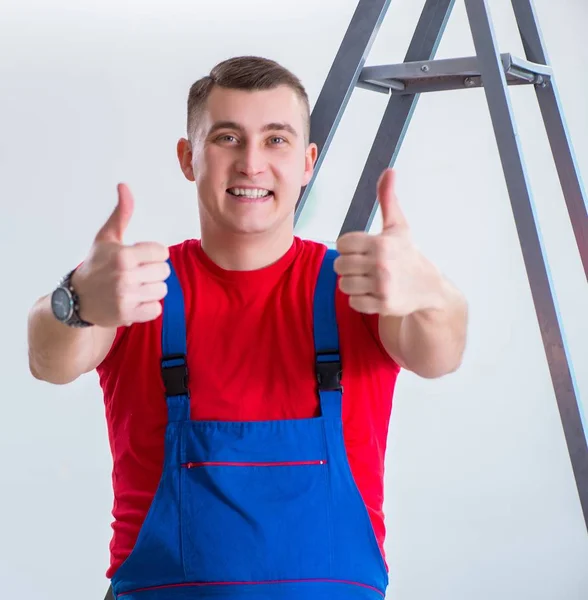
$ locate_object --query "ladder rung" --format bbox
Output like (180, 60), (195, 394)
(357, 52), (553, 94)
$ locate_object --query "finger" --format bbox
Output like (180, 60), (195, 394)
(348, 294), (382, 315)
(136, 281), (168, 302)
(130, 242), (170, 265)
(131, 301), (163, 324)
(338, 275), (374, 296)
(334, 254), (373, 276)
(95, 184), (135, 243)
(377, 169), (408, 232)
(336, 232), (372, 255)
(132, 261), (172, 284)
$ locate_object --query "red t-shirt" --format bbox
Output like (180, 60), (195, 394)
(96, 236), (400, 579)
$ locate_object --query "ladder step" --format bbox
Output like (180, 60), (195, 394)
(358, 53), (552, 94)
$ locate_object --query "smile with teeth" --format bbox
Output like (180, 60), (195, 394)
(227, 188), (273, 199)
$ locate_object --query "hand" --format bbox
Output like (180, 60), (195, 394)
(71, 184), (170, 327)
(334, 169), (441, 317)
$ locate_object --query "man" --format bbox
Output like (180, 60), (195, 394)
(28, 56), (468, 599)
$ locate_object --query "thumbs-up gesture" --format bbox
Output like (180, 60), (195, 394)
(70, 184), (170, 327)
(335, 169), (439, 318)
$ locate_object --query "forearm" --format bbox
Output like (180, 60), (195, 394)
(27, 294), (115, 384)
(380, 274), (468, 378)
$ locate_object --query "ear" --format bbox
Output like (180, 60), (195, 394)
(302, 142), (318, 186)
(177, 138), (196, 182)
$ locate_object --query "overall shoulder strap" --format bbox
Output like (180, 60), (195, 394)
(160, 257), (190, 422)
(313, 248), (343, 419)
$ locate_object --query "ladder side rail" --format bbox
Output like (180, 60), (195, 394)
(511, 0), (588, 277)
(340, 0), (456, 234)
(294, 0), (392, 224)
(464, 0), (588, 530)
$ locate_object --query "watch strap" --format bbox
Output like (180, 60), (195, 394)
(56, 268), (94, 328)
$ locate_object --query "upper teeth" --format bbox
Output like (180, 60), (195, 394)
(229, 188), (270, 198)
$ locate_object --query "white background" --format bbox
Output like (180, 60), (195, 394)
(1, 0), (587, 598)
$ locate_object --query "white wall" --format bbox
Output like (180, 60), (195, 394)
(1, 1), (587, 598)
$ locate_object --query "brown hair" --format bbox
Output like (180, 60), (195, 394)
(187, 56), (311, 144)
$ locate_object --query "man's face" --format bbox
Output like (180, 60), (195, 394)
(179, 85), (317, 237)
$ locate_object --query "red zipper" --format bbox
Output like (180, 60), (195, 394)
(182, 460), (327, 469)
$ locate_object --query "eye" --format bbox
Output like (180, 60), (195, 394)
(269, 136), (286, 145)
(216, 134), (238, 143)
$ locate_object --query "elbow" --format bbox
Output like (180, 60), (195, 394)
(414, 357), (463, 379)
(29, 359), (43, 382)
(407, 346), (466, 379)
(28, 351), (46, 381)
(28, 353), (77, 385)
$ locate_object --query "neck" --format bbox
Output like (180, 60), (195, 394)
(200, 221), (295, 272)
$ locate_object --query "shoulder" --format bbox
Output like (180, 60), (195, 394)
(292, 237), (333, 277)
(296, 237), (330, 260)
(168, 238), (199, 271)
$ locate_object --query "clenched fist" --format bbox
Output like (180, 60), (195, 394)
(335, 169), (443, 318)
(71, 184), (170, 328)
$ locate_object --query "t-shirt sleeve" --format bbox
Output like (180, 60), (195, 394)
(96, 324), (129, 372)
(335, 286), (401, 373)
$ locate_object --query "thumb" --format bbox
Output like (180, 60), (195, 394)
(378, 169), (407, 232)
(95, 183), (135, 243)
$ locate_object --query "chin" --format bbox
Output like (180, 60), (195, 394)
(227, 220), (276, 235)
(225, 211), (294, 236)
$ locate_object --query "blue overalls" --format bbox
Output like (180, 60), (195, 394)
(109, 249), (389, 599)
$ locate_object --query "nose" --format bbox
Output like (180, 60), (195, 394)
(236, 144), (267, 178)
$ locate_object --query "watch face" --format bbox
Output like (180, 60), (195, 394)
(51, 287), (73, 321)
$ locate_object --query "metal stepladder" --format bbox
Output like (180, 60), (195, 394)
(104, 1), (586, 597)
(295, 0), (588, 533)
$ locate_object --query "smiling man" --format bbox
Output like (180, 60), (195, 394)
(27, 56), (468, 600)
(177, 80), (317, 269)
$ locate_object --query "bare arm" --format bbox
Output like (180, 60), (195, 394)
(27, 293), (116, 384)
(27, 183), (169, 385)
(378, 270), (468, 378)
(335, 170), (468, 379)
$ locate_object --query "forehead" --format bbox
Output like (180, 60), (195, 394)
(202, 85), (306, 133)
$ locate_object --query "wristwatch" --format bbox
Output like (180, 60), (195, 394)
(50, 268), (94, 328)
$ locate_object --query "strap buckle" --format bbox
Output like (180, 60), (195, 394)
(316, 352), (342, 392)
(161, 353), (189, 397)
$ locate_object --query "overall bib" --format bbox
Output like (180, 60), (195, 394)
(110, 249), (389, 599)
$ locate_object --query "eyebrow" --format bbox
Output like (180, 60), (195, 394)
(207, 121), (298, 138)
